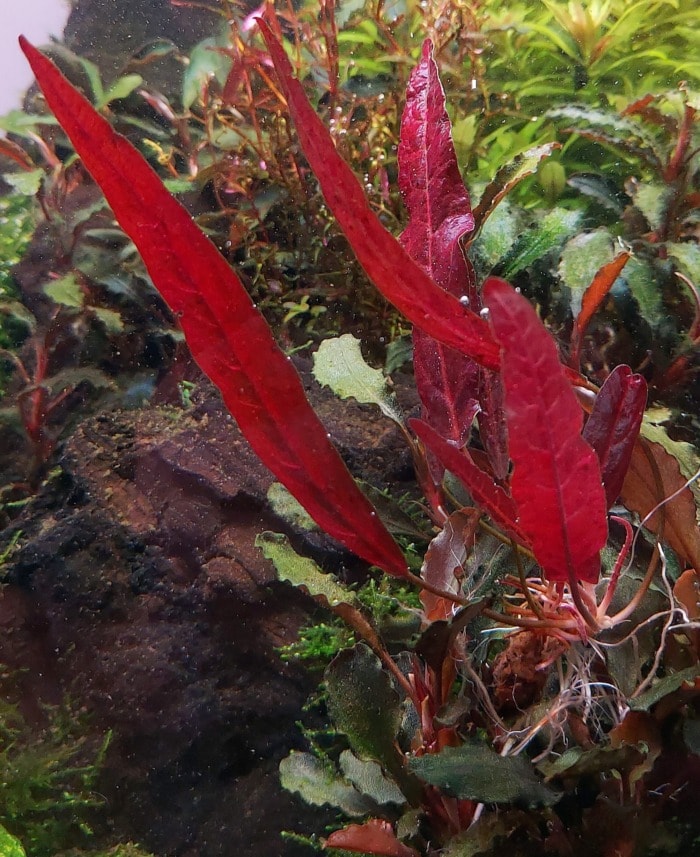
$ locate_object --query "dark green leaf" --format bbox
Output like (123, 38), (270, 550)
(326, 643), (402, 770)
(279, 751), (376, 816)
(409, 743), (561, 806)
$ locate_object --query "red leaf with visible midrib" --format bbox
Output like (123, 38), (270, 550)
(484, 278), (608, 584)
(410, 418), (527, 544)
(398, 39), (480, 447)
(583, 365), (647, 508)
(325, 819), (420, 857)
(570, 251), (630, 369)
(20, 36), (407, 577)
(257, 12), (500, 371)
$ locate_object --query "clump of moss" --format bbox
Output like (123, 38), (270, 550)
(0, 685), (108, 857)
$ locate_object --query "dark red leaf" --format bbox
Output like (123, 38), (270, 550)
(410, 418), (526, 544)
(583, 365), (647, 508)
(484, 277), (607, 584)
(257, 12), (500, 370)
(325, 819), (420, 856)
(20, 36), (408, 577)
(569, 251), (630, 369)
(398, 39), (480, 447)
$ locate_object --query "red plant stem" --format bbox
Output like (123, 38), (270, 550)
(664, 101), (696, 183)
(598, 515), (634, 616)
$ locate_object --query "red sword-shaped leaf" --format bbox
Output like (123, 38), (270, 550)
(20, 36), (407, 577)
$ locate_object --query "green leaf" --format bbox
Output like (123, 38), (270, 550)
(683, 718), (700, 755)
(0, 824), (26, 857)
(339, 750), (406, 806)
(1, 169), (44, 196)
(266, 482), (318, 532)
(471, 201), (519, 272)
(667, 242), (700, 285)
(256, 531), (356, 607)
(629, 183), (673, 232)
(326, 643), (402, 770)
(502, 208), (581, 279)
(100, 74), (144, 108)
(409, 743), (561, 806)
(624, 257), (662, 324)
(538, 745), (645, 781)
(182, 37), (232, 109)
(0, 110), (59, 137)
(0, 301), (36, 332)
(163, 178), (194, 194)
(313, 334), (403, 424)
(279, 751), (376, 816)
(473, 142), (561, 233)
(558, 230), (615, 316)
(629, 666), (700, 711)
(43, 274), (83, 308)
(92, 307), (124, 333)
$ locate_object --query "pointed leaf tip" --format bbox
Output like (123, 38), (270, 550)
(21, 36), (408, 578)
(484, 278), (607, 584)
(257, 13), (500, 370)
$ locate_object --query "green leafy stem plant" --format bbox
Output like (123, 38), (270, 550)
(18, 7), (700, 856)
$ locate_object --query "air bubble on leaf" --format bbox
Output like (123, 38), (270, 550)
(459, 295), (470, 306)
(479, 307), (490, 319)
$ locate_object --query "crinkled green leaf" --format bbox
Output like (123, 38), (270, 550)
(256, 532), (355, 607)
(339, 750), (406, 807)
(629, 666), (700, 711)
(624, 257), (662, 324)
(538, 745), (645, 782)
(628, 182), (673, 232)
(566, 174), (626, 215)
(266, 483), (318, 532)
(43, 274), (83, 308)
(0, 824), (26, 857)
(279, 751), (376, 817)
(313, 334), (403, 424)
(1, 168), (44, 196)
(92, 306), (124, 333)
(471, 201), (519, 272)
(326, 643), (402, 770)
(667, 242), (700, 285)
(409, 743), (561, 806)
(559, 230), (615, 316)
(0, 301), (36, 332)
(502, 208), (581, 279)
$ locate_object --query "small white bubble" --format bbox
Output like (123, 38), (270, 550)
(479, 307), (490, 319)
(459, 295), (470, 306)
(515, 287), (521, 294)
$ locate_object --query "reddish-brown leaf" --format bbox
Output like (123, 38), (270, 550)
(20, 36), (408, 577)
(410, 418), (526, 544)
(583, 365), (647, 508)
(398, 39), (480, 447)
(621, 435), (700, 571)
(257, 12), (500, 370)
(570, 251), (631, 368)
(325, 819), (420, 857)
(420, 508), (480, 621)
(484, 277), (608, 584)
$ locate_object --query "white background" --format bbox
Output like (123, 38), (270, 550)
(0, 0), (71, 117)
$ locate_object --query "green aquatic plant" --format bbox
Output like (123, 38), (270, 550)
(0, 690), (110, 857)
